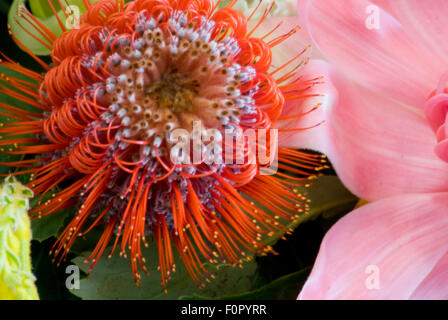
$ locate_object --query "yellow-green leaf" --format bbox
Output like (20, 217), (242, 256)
(8, 0), (88, 56)
(0, 176), (39, 300)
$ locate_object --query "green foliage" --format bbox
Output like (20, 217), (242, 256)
(29, 0), (69, 19)
(0, 176), (38, 300)
(180, 267), (311, 300)
(8, 0), (88, 56)
(0, 65), (40, 174)
(260, 175), (358, 246)
(0, 63), (69, 240)
(70, 244), (259, 300)
(31, 209), (70, 242)
(67, 175), (357, 300)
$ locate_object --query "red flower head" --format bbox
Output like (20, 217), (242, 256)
(0, 0), (326, 288)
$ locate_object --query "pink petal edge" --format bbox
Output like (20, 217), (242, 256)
(297, 0), (444, 109)
(298, 192), (448, 299)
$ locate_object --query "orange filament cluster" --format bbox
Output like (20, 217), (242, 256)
(0, 0), (326, 289)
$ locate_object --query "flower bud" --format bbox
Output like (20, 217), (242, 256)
(0, 176), (38, 300)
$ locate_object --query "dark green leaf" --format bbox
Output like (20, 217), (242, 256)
(262, 175), (358, 246)
(0, 65), (41, 174)
(0, 2), (10, 16)
(68, 175), (356, 300)
(70, 242), (259, 300)
(31, 238), (81, 300)
(0, 60), (67, 240)
(180, 267), (311, 300)
(31, 209), (71, 241)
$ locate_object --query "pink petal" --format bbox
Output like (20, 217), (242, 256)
(298, 193), (448, 299)
(297, 0), (444, 108)
(372, 0), (448, 64)
(424, 93), (448, 133)
(424, 89), (448, 162)
(280, 60), (448, 200)
(410, 252), (448, 300)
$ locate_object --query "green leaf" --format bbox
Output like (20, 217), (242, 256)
(29, 0), (89, 19)
(262, 175), (358, 246)
(29, 0), (58, 19)
(0, 52), (69, 241)
(28, 190), (75, 241)
(0, 61), (67, 240)
(0, 65), (41, 174)
(309, 175), (360, 219)
(180, 267), (311, 300)
(8, 0), (88, 56)
(70, 242), (259, 300)
(0, 65), (41, 117)
(9, 0), (59, 56)
(31, 209), (70, 241)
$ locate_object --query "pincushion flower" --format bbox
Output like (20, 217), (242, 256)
(288, 0), (448, 299)
(0, 0), (330, 289)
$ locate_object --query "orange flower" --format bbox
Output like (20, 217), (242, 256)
(0, 0), (325, 289)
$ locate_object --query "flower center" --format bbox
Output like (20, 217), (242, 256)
(146, 71), (197, 113)
(86, 12), (257, 162)
(424, 72), (448, 162)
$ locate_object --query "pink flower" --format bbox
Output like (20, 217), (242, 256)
(288, 0), (448, 299)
